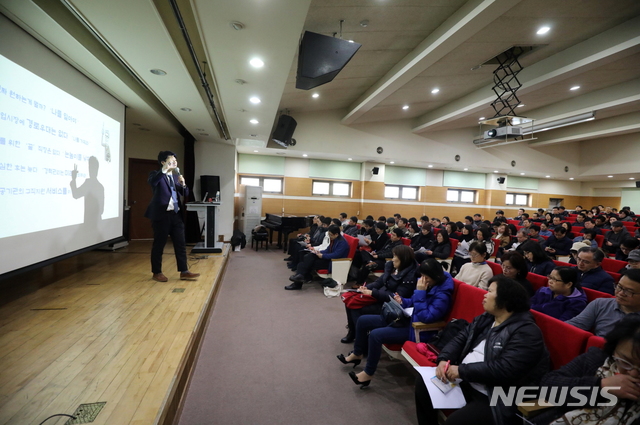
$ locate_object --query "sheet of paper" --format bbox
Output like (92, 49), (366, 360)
(415, 366), (466, 409)
(357, 235), (370, 246)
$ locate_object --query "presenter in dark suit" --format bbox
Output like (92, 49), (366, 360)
(145, 151), (200, 282)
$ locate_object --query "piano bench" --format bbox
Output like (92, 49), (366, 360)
(251, 232), (269, 251)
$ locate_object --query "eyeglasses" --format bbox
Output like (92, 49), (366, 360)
(612, 355), (640, 373)
(547, 275), (563, 283)
(615, 283), (638, 297)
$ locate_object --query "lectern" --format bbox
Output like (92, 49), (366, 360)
(186, 202), (223, 253)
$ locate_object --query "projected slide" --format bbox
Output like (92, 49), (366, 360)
(0, 54), (121, 239)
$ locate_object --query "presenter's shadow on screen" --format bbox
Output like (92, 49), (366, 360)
(70, 156), (105, 229)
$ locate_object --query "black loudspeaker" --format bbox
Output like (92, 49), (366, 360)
(636, 181), (640, 188)
(296, 31), (362, 90)
(497, 177), (506, 184)
(372, 167), (380, 175)
(200, 175), (220, 199)
(272, 115), (297, 146)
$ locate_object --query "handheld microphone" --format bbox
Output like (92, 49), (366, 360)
(173, 167), (181, 175)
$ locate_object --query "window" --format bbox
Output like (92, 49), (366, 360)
(385, 185), (419, 200)
(312, 180), (351, 197)
(239, 176), (283, 193)
(506, 192), (529, 206)
(447, 189), (476, 203)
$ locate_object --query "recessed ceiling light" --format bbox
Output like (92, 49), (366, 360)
(230, 21), (245, 31)
(250, 119), (259, 124)
(570, 86), (580, 91)
(312, 93), (319, 98)
(249, 97), (261, 104)
(348, 158), (352, 161)
(517, 104), (525, 108)
(180, 107), (192, 111)
(402, 105), (409, 110)
(253, 150), (258, 153)
(150, 69), (167, 76)
(520, 172), (525, 175)
(302, 154), (308, 157)
(630, 177), (635, 180)
(431, 88), (440, 94)
(546, 175), (551, 178)
(608, 175), (613, 178)
(479, 117), (486, 121)
(569, 177), (574, 180)
(493, 170), (499, 173)
(537, 26), (550, 35)
(249, 58), (264, 68)
(463, 168), (468, 171)
(348, 40), (354, 43)
(428, 165), (433, 168)
(390, 161), (395, 164)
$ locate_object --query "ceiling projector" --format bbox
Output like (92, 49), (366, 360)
(484, 126), (523, 140)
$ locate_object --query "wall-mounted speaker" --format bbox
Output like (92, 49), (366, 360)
(372, 167), (380, 175)
(497, 177), (506, 184)
(636, 181), (640, 188)
(271, 115), (297, 147)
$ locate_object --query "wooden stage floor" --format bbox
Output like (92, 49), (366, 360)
(0, 240), (229, 425)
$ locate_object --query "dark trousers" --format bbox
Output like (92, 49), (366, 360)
(150, 210), (188, 274)
(451, 256), (470, 275)
(415, 376), (494, 425)
(353, 314), (409, 375)
(345, 303), (382, 331)
(295, 252), (331, 280)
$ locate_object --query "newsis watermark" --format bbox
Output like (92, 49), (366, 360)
(490, 386), (621, 407)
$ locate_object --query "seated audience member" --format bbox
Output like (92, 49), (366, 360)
(472, 213), (483, 229)
(572, 213), (586, 227)
(430, 217), (445, 231)
(533, 315), (640, 425)
(411, 223), (435, 252)
(415, 276), (549, 425)
(456, 242), (493, 290)
(406, 221), (420, 238)
(543, 227), (572, 258)
(393, 213), (402, 223)
(528, 225), (545, 244)
(567, 269), (640, 336)
(286, 217), (330, 270)
(369, 222), (390, 251)
(474, 227), (495, 257)
(451, 224), (475, 274)
(603, 221), (631, 254)
(463, 215), (474, 228)
(415, 230), (451, 264)
(514, 208), (525, 221)
(386, 217), (397, 232)
(619, 209), (634, 222)
(568, 241), (592, 265)
(620, 249), (640, 275)
(530, 266), (587, 321)
(558, 205), (569, 218)
(594, 215), (609, 232)
(419, 215), (429, 228)
(358, 219), (376, 238)
(573, 205), (583, 214)
(531, 212), (542, 222)
(511, 229), (535, 253)
(500, 251), (535, 296)
(395, 217), (411, 237)
(455, 221), (464, 231)
(545, 213), (556, 227)
(341, 245), (418, 343)
(494, 223), (512, 260)
(561, 222), (575, 239)
(353, 228), (404, 286)
(441, 216), (450, 227)
(520, 218), (532, 230)
(339, 212), (349, 226)
(493, 210), (507, 226)
(343, 216), (360, 237)
(340, 259), (453, 387)
(617, 238), (640, 262)
(573, 228), (598, 248)
(524, 242), (556, 277)
(551, 215), (565, 231)
(575, 246), (615, 294)
(377, 216), (387, 228)
(608, 215), (618, 228)
(444, 222), (456, 237)
(582, 218), (602, 235)
(539, 222), (552, 237)
(285, 225), (350, 290)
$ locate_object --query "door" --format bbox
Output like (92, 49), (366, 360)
(128, 158), (158, 239)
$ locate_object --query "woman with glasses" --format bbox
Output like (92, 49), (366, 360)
(531, 315), (640, 425)
(455, 242), (493, 290)
(523, 242), (556, 277)
(499, 251), (535, 297)
(530, 266), (587, 321)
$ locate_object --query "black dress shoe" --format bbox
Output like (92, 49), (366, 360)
(289, 274), (305, 283)
(341, 330), (355, 344)
(283, 256), (293, 261)
(349, 371), (371, 389)
(337, 353), (361, 368)
(284, 282), (303, 290)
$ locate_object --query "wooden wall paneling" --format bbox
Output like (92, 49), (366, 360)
(363, 181), (385, 201)
(422, 186), (447, 204)
(283, 177), (311, 197)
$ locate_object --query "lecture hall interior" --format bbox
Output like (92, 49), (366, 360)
(1, 0), (640, 424)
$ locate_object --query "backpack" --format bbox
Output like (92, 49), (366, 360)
(231, 230), (246, 250)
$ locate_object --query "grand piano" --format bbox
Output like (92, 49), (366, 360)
(260, 213), (313, 252)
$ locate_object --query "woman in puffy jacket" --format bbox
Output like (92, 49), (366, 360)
(530, 266), (587, 321)
(415, 275), (550, 425)
(338, 259), (454, 387)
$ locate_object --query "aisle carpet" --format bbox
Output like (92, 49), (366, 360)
(177, 245), (418, 425)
